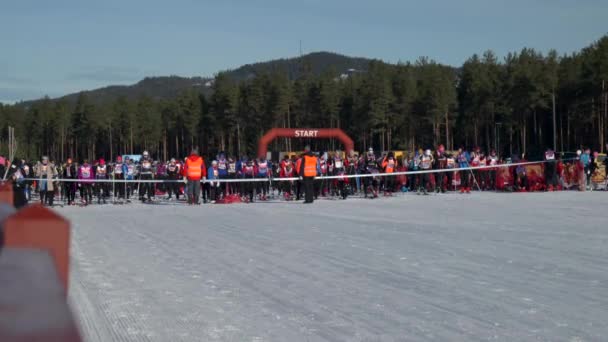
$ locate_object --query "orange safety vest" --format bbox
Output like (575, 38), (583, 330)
(186, 156), (203, 180)
(303, 155), (318, 177)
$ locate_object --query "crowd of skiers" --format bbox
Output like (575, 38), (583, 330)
(0, 143), (607, 207)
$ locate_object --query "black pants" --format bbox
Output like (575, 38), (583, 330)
(419, 173), (430, 192)
(81, 183), (93, 203)
(384, 175), (394, 192)
(441, 170), (454, 191)
(96, 180), (109, 202)
(257, 180), (269, 197)
(64, 182), (76, 204)
(303, 176), (315, 203)
(139, 174), (154, 200)
(114, 175), (126, 199)
(296, 179), (302, 200)
(488, 170), (496, 190)
(167, 179), (180, 199)
(408, 174), (418, 190)
(40, 190), (54, 206)
(460, 170), (470, 189)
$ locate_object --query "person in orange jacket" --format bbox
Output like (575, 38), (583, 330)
(184, 148), (207, 205)
(299, 146), (319, 204)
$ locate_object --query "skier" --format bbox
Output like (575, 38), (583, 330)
(346, 151), (359, 194)
(512, 154), (528, 192)
(317, 152), (329, 198)
(487, 150), (499, 190)
(95, 158), (110, 204)
(333, 150), (348, 199)
(407, 151), (420, 191)
(138, 151), (155, 202)
(184, 148), (206, 205)
(256, 156), (271, 201)
(113, 156), (128, 202)
(166, 158), (181, 200)
(457, 147), (471, 193)
(280, 155), (296, 200)
(417, 149), (433, 195)
(63, 158), (78, 205)
(433, 145), (448, 193)
(544, 148), (558, 191)
(241, 157), (257, 202)
(362, 148), (380, 198)
(217, 152), (229, 199)
(581, 148), (592, 190)
(125, 157), (137, 201)
(206, 160), (220, 203)
(36, 156), (58, 206)
(226, 157), (238, 196)
(470, 147), (482, 189)
(78, 159), (94, 205)
(381, 152), (397, 195)
(6, 159), (28, 208)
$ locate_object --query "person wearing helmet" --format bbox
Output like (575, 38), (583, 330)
(63, 157), (78, 205)
(138, 151), (155, 202)
(166, 158), (181, 200)
(36, 156), (58, 206)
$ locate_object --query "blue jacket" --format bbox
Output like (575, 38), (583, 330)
(580, 153), (591, 167)
(207, 166), (218, 180)
(457, 151), (470, 168)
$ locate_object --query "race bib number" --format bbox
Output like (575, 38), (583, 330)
(335, 160), (343, 169)
(82, 167), (91, 178)
(114, 164), (123, 174)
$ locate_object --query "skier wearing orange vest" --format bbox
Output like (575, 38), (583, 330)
(184, 148), (207, 205)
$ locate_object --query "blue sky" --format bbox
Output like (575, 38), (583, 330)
(1, 0), (607, 103)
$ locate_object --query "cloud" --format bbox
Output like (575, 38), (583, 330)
(66, 65), (143, 83)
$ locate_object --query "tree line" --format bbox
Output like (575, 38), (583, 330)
(1, 35), (607, 162)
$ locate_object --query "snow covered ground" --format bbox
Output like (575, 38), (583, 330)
(59, 192), (608, 342)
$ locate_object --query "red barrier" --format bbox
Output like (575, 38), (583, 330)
(3, 205), (71, 292)
(257, 128), (355, 158)
(0, 248), (81, 342)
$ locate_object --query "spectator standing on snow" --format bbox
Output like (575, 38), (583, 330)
(184, 148), (206, 205)
(300, 146), (319, 204)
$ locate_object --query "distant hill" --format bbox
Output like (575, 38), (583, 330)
(226, 51), (375, 80)
(20, 52), (376, 107)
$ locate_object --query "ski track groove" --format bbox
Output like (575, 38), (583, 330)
(59, 192), (608, 342)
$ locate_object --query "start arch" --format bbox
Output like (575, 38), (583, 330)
(257, 128), (354, 157)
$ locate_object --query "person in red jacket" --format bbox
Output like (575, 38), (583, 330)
(184, 148), (207, 205)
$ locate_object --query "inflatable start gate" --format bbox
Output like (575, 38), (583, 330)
(257, 128), (355, 158)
